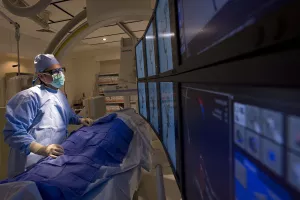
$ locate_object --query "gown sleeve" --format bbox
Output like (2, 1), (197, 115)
(68, 106), (82, 125)
(3, 91), (38, 155)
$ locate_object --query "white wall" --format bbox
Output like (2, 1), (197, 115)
(0, 54), (34, 106)
(63, 47), (121, 105)
(99, 59), (120, 74)
(0, 25), (48, 106)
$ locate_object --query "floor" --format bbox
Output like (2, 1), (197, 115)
(135, 128), (182, 200)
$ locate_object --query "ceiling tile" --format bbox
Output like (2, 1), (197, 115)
(83, 33), (129, 45)
(72, 42), (120, 52)
(85, 25), (124, 39)
(125, 21), (149, 31)
(47, 4), (71, 21)
(49, 21), (68, 31)
(57, 0), (86, 16)
(134, 31), (145, 38)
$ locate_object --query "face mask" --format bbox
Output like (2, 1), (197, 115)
(50, 72), (65, 88)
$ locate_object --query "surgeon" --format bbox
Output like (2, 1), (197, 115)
(3, 54), (94, 178)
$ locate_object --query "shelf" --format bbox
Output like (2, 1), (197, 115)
(98, 83), (118, 86)
(98, 73), (119, 77)
(130, 101), (136, 104)
(106, 102), (125, 104)
(106, 110), (121, 113)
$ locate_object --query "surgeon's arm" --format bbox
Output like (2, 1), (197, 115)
(4, 94), (64, 158)
(68, 107), (94, 126)
(68, 107), (82, 125)
(3, 94), (37, 155)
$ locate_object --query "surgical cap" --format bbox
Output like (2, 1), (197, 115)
(34, 54), (60, 73)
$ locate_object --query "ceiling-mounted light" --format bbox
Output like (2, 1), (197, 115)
(103, 38), (107, 41)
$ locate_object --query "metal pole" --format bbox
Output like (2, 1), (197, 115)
(0, 11), (21, 75)
(15, 24), (21, 75)
(156, 164), (167, 200)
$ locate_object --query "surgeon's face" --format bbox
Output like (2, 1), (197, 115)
(38, 64), (63, 85)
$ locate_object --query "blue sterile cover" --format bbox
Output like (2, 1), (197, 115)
(0, 113), (134, 200)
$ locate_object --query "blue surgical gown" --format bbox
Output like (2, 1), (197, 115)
(3, 85), (81, 178)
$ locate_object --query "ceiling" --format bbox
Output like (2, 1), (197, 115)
(0, 0), (150, 52)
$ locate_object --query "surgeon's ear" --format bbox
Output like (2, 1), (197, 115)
(38, 73), (52, 84)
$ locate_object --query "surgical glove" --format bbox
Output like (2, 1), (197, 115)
(30, 142), (64, 158)
(45, 144), (64, 158)
(79, 118), (94, 126)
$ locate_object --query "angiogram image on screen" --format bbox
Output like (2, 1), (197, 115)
(156, 0), (173, 73)
(181, 86), (231, 200)
(235, 151), (291, 200)
(138, 82), (147, 119)
(136, 41), (145, 78)
(234, 102), (285, 176)
(178, 0), (289, 58)
(146, 22), (156, 77)
(148, 82), (159, 133)
(160, 82), (176, 168)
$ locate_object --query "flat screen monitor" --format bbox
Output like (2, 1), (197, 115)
(233, 99), (300, 199)
(136, 40), (146, 78)
(160, 82), (176, 169)
(138, 82), (147, 119)
(181, 85), (231, 200)
(145, 21), (157, 77)
(181, 85), (300, 200)
(156, 0), (174, 73)
(177, 0), (291, 60)
(148, 82), (159, 133)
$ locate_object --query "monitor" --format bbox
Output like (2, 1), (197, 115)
(156, 0), (174, 73)
(181, 84), (231, 200)
(177, 0), (291, 60)
(145, 21), (157, 77)
(138, 82), (147, 119)
(136, 40), (146, 78)
(233, 99), (299, 200)
(181, 84), (300, 200)
(148, 82), (159, 133)
(160, 82), (176, 169)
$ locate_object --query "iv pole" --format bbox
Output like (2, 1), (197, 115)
(0, 10), (21, 75)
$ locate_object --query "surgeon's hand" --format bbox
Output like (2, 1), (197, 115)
(79, 118), (94, 126)
(45, 144), (64, 159)
(30, 142), (64, 159)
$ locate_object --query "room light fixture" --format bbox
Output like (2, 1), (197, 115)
(103, 38), (107, 41)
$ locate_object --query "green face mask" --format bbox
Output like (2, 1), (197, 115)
(50, 72), (65, 88)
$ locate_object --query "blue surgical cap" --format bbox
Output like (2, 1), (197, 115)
(34, 54), (60, 73)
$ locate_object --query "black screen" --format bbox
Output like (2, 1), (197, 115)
(181, 85), (232, 200)
(177, 0), (292, 60)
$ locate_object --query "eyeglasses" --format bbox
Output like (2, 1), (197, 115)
(43, 68), (65, 75)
